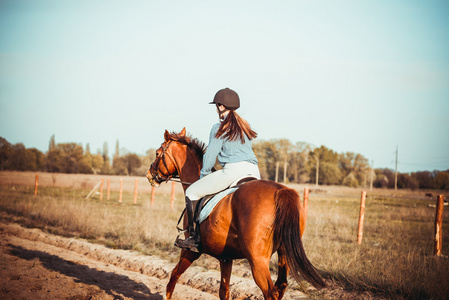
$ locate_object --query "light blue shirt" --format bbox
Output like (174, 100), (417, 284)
(200, 123), (258, 178)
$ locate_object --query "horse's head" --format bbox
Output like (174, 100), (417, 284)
(146, 128), (187, 187)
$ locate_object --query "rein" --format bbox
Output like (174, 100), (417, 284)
(169, 177), (192, 185)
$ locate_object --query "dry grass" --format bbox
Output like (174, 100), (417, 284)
(304, 194), (449, 299)
(1, 172), (449, 299)
(0, 185), (183, 259)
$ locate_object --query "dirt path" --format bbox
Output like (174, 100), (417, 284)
(0, 222), (314, 299)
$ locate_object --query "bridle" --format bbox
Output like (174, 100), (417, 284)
(149, 140), (191, 185)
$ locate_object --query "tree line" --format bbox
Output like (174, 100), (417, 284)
(252, 139), (449, 190)
(1, 135), (448, 191)
(0, 136), (153, 177)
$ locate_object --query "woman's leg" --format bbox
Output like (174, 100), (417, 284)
(177, 162), (260, 250)
(186, 161), (260, 200)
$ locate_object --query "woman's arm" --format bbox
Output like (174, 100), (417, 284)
(200, 124), (223, 178)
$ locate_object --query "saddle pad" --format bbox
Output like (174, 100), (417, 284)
(197, 187), (237, 224)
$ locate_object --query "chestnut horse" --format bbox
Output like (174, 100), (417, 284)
(146, 128), (326, 299)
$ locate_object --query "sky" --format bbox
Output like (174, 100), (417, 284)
(1, 0), (448, 173)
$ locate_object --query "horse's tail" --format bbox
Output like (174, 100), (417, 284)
(274, 188), (327, 289)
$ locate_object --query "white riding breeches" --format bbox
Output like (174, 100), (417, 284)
(185, 161), (260, 201)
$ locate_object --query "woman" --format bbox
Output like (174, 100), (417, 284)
(176, 87), (260, 251)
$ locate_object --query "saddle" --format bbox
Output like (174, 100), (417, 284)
(176, 176), (258, 233)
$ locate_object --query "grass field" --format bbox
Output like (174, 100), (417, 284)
(1, 171), (448, 299)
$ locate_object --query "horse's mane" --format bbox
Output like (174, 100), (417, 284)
(168, 131), (206, 161)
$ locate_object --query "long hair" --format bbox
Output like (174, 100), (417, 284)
(215, 110), (257, 143)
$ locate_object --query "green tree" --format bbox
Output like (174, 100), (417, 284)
(277, 139), (292, 183)
(309, 146), (341, 185)
(342, 172), (359, 187)
(24, 148), (46, 171)
(83, 144), (105, 174)
(412, 171), (434, 189)
(49, 134), (55, 151)
(91, 153), (105, 173)
(126, 153), (142, 175)
(288, 141), (312, 183)
(101, 142), (111, 174)
(339, 152), (369, 187)
(47, 143), (91, 173)
(112, 156), (128, 175)
(434, 170), (449, 190)
(114, 140), (120, 160)
(374, 169), (394, 188)
(397, 173), (419, 190)
(9, 143), (27, 171)
(134, 148), (157, 177)
(47, 147), (64, 172)
(0, 137), (12, 170)
(252, 140), (270, 180)
(0, 138), (47, 171)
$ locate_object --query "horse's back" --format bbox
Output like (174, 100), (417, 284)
(234, 180), (287, 252)
(201, 180), (288, 258)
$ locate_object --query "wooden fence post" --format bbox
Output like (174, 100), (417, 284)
(133, 178), (138, 205)
(170, 181), (175, 210)
(119, 178), (123, 203)
(99, 178), (104, 201)
(151, 186), (155, 207)
(34, 174), (39, 196)
(107, 178), (110, 201)
(357, 191), (367, 244)
(434, 195), (445, 256)
(303, 187), (309, 220)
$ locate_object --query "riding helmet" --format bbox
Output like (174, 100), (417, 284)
(209, 88), (240, 110)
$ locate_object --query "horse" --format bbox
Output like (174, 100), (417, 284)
(146, 128), (326, 300)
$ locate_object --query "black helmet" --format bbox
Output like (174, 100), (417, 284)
(209, 88), (240, 110)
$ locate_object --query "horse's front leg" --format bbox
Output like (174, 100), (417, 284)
(166, 249), (201, 299)
(219, 258), (233, 300)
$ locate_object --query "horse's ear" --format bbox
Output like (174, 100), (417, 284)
(164, 130), (171, 141)
(180, 127), (186, 137)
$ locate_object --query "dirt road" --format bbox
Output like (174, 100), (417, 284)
(0, 222), (313, 299)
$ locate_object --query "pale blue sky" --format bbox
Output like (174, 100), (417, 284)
(1, 0), (448, 173)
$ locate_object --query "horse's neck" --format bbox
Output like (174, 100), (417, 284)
(177, 146), (202, 192)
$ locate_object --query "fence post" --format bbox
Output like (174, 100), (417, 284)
(434, 195), (445, 256)
(151, 185), (155, 207)
(107, 178), (110, 201)
(357, 191), (367, 244)
(34, 174), (39, 196)
(133, 178), (138, 205)
(99, 178), (104, 201)
(303, 187), (309, 220)
(171, 181), (175, 210)
(119, 178), (123, 203)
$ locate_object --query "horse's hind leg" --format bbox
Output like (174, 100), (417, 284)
(249, 258), (279, 299)
(219, 259), (233, 300)
(275, 249), (289, 299)
(166, 249), (201, 299)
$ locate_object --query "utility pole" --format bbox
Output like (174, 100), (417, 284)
(283, 158), (287, 184)
(394, 146), (398, 191)
(370, 160), (373, 191)
(275, 161), (279, 182)
(315, 156), (319, 187)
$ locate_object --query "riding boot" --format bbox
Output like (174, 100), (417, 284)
(175, 196), (199, 252)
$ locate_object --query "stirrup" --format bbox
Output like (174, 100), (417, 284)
(174, 229), (187, 242)
(174, 231), (199, 253)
